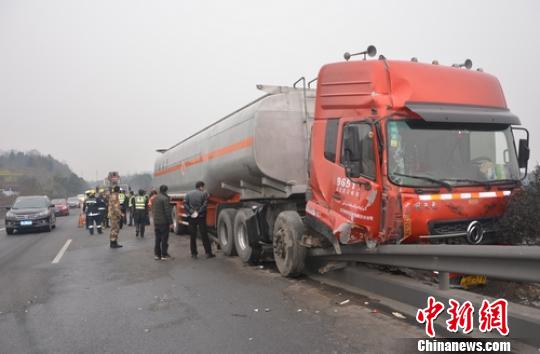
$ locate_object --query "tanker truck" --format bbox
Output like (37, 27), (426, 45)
(153, 47), (530, 277)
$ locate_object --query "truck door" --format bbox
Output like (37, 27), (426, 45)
(330, 120), (382, 245)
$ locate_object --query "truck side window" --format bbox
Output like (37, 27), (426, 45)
(324, 119), (339, 162)
(341, 123), (376, 179)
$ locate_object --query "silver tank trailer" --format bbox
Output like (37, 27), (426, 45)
(153, 85), (315, 200)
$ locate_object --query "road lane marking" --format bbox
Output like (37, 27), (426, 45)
(52, 239), (72, 264)
(0, 228), (5, 232)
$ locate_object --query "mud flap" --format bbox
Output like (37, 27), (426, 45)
(246, 211), (261, 248)
(304, 214), (342, 255)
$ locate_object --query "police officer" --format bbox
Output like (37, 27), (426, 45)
(83, 190), (102, 235)
(118, 188), (127, 229)
(128, 190), (135, 226)
(133, 189), (148, 237)
(101, 189), (110, 228)
(108, 186), (123, 248)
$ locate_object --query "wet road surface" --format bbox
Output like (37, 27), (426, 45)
(0, 213), (425, 353)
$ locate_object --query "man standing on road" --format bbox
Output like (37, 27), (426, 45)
(133, 189), (148, 238)
(152, 185), (172, 260)
(96, 189), (107, 231)
(128, 190), (135, 226)
(83, 190), (102, 235)
(118, 188), (127, 229)
(184, 181), (215, 259)
(100, 189), (110, 229)
(108, 186), (123, 248)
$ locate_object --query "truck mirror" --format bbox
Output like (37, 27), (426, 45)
(5, 206), (11, 210)
(518, 138), (530, 169)
(503, 149), (510, 164)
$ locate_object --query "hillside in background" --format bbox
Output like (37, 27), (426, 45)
(0, 150), (88, 198)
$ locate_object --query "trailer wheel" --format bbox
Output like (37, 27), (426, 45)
(172, 206), (181, 235)
(234, 208), (260, 264)
(217, 209), (237, 256)
(273, 211), (306, 277)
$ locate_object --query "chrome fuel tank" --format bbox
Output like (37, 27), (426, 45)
(153, 85), (315, 200)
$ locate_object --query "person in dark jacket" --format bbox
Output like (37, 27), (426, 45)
(184, 181), (214, 259)
(152, 185), (173, 260)
(94, 193), (106, 234)
(83, 191), (101, 235)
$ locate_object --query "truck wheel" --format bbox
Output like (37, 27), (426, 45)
(234, 208), (260, 264)
(218, 209), (237, 256)
(6, 228), (14, 235)
(273, 211), (306, 277)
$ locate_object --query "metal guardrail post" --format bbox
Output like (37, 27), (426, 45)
(439, 271), (450, 291)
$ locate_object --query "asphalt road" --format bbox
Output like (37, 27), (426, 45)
(0, 213), (425, 354)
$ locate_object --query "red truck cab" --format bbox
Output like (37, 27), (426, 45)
(306, 57), (529, 248)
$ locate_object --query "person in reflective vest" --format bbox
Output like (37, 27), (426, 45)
(128, 190), (135, 226)
(132, 189), (148, 237)
(118, 189), (127, 229)
(96, 189), (108, 230)
(83, 191), (102, 235)
(101, 189), (110, 228)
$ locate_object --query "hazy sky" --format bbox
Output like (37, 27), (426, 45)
(1, 0), (539, 180)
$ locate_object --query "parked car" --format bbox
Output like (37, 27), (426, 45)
(4, 196), (56, 234)
(67, 196), (81, 208)
(51, 198), (70, 216)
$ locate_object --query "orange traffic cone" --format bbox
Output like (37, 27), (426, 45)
(78, 213), (85, 228)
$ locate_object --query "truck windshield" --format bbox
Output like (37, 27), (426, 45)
(387, 120), (520, 188)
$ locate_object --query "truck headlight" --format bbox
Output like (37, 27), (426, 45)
(37, 211), (50, 218)
(5, 211), (15, 220)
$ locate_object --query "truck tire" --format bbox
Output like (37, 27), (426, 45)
(217, 209), (237, 256)
(234, 208), (260, 264)
(6, 228), (14, 235)
(273, 210), (306, 277)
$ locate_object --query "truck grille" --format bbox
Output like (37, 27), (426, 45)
(15, 214), (43, 220)
(430, 218), (496, 235)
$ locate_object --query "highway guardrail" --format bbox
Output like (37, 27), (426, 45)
(309, 244), (540, 283)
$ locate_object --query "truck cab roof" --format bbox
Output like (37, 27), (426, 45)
(316, 59), (519, 124)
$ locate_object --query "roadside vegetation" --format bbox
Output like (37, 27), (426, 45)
(498, 165), (540, 245)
